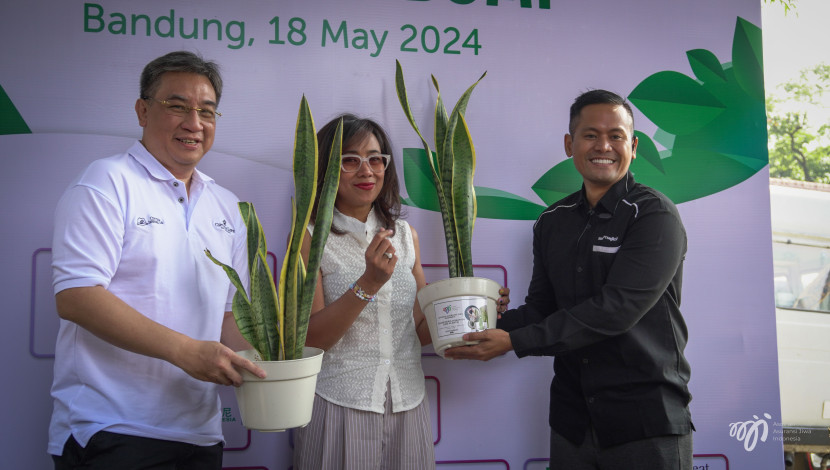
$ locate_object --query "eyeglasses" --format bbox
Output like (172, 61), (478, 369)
(341, 154), (390, 173)
(142, 97), (221, 123)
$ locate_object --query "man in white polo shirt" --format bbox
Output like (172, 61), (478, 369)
(48, 51), (265, 469)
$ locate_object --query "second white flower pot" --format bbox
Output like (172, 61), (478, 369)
(417, 276), (501, 358)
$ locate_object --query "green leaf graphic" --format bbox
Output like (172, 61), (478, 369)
(629, 71), (726, 135)
(402, 146), (545, 220)
(0, 84), (31, 135)
(399, 16), (768, 217)
(634, 131), (665, 174)
(531, 161), (583, 206)
(687, 49), (727, 84)
(402, 147), (440, 211)
(625, 16), (768, 202)
(475, 187), (546, 220)
(732, 16), (765, 102)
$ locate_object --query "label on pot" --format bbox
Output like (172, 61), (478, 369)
(431, 295), (490, 339)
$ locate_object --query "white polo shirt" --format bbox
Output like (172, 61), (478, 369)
(48, 141), (247, 454)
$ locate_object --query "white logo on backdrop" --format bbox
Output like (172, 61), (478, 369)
(729, 413), (772, 451)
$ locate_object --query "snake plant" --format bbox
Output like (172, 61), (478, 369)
(395, 60), (486, 278)
(205, 96), (342, 361)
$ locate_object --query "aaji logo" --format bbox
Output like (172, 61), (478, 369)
(729, 413), (772, 451)
(442, 305), (453, 314)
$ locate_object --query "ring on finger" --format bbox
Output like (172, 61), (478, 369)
(384, 252), (393, 259)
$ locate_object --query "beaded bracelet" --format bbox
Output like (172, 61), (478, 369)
(349, 281), (377, 302)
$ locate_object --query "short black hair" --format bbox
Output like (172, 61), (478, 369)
(139, 51), (222, 104)
(568, 89), (634, 134)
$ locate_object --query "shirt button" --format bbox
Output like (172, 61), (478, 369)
(383, 329), (389, 334)
(576, 266), (583, 273)
(582, 358), (589, 364)
(177, 197), (185, 203)
(173, 181), (179, 187)
(588, 397), (595, 404)
(384, 359), (390, 365)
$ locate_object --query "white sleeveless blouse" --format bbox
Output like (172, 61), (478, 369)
(309, 208), (425, 413)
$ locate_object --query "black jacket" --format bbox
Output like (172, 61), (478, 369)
(500, 172), (693, 448)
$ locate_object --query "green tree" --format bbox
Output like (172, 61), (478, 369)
(764, 0), (798, 15)
(767, 64), (830, 183)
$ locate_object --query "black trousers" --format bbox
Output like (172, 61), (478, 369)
(550, 427), (693, 470)
(52, 431), (223, 470)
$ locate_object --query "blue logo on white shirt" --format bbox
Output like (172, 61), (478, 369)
(136, 216), (164, 226)
(214, 219), (235, 234)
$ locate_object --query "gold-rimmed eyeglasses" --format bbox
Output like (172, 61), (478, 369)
(142, 97), (221, 123)
(341, 154), (390, 173)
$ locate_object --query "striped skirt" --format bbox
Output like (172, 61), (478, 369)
(293, 384), (435, 470)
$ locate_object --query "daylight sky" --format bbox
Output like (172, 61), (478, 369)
(762, 0), (829, 121)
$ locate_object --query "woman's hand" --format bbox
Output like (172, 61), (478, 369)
(357, 228), (397, 294)
(496, 287), (510, 319)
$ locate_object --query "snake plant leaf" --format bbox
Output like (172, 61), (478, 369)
(396, 61), (486, 278)
(277, 199), (297, 360)
(229, 290), (260, 355)
(238, 202), (259, 281)
(434, 78), (458, 273)
(633, 131), (665, 174)
(205, 203), (280, 361)
(396, 63), (449, 218)
(440, 71), (487, 185)
(732, 17), (765, 102)
(296, 118), (342, 359)
(251, 249), (280, 360)
(441, 70), (486, 177)
(242, 202), (280, 360)
(396, 61), (457, 277)
(206, 97), (334, 361)
(451, 113), (476, 277)
(204, 248), (261, 355)
(441, 72), (486, 277)
(439, 118), (460, 275)
(687, 49), (727, 84)
(629, 71), (726, 136)
(395, 60), (434, 166)
(432, 74), (449, 176)
(280, 97), (319, 360)
(447, 71), (487, 124)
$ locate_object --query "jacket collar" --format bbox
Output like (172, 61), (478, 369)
(578, 171), (635, 215)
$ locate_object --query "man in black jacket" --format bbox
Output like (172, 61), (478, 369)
(445, 89), (693, 469)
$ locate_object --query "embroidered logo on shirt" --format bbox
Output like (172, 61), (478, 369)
(214, 219), (235, 234)
(594, 235), (620, 253)
(136, 216), (164, 226)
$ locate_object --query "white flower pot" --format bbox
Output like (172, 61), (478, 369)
(417, 277), (501, 358)
(234, 347), (324, 432)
